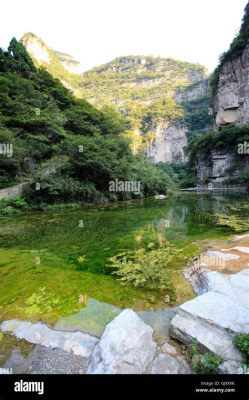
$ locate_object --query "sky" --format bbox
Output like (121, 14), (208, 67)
(1, 0), (248, 72)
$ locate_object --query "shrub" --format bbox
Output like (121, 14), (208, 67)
(187, 338), (199, 358)
(191, 353), (223, 374)
(0, 196), (28, 215)
(187, 339), (223, 374)
(234, 333), (249, 363)
(108, 241), (180, 301)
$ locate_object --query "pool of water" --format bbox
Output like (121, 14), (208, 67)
(0, 193), (248, 322)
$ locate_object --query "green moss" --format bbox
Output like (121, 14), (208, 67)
(0, 248), (168, 324)
(216, 215), (249, 232)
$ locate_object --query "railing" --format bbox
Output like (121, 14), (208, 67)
(197, 183), (247, 192)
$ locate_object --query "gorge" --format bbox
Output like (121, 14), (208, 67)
(0, 1), (249, 377)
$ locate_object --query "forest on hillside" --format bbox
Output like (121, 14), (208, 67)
(0, 39), (177, 213)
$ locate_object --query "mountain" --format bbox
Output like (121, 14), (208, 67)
(21, 33), (84, 95)
(21, 33), (212, 164)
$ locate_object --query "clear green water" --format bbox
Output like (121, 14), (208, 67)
(0, 193), (248, 323)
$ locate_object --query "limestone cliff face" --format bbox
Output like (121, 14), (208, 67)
(196, 7), (249, 183)
(22, 33), (51, 64)
(147, 121), (187, 164)
(213, 43), (249, 128)
(21, 33), (84, 75)
(147, 79), (210, 164)
(196, 151), (249, 183)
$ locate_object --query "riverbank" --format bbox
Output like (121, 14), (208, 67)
(1, 233), (249, 374)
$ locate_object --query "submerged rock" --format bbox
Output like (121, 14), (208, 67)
(54, 298), (121, 337)
(87, 309), (157, 374)
(3, 348), (31, 374)
(137, 308), (177, 344)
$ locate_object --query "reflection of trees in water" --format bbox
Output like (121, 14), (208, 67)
(133, 194), (247, 245)
(196, 195), (231, 215)
(146, 204), (189, 238)
(151, 195), (245, 239)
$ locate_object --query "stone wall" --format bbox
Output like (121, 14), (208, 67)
(0, 182), (30, 200)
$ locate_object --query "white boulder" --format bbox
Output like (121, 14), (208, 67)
(148, 353), (190, 374)
(170, 268), (249, 363)
(0, 320), (98, 358)
(87, 309), (157, 374)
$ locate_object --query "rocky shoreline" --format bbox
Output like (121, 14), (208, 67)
(1, 233), (249, 374)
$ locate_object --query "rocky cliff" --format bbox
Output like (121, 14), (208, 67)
(212, 43), (249, 128)
(22, 33), (84, 74)
(21, 34), (211, 164)
(197, 150), (249, 183)
(80, 57), (210, 164)
(195, 3), (249, 183)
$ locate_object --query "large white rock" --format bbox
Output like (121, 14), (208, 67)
(148, 354), (190, 374)
(170, 292), (248, 361)
(206, 250), (240, 261)
(0, 368), (13, 374)
(160, 342), (178, 355)
(170, 268), (249, 363)
(0, 320), (98, 358)
(222, 246), (249, 254)
(232, 233), (249, 242)
(218, 361), (246, 375)
(87, 309), (157, 374)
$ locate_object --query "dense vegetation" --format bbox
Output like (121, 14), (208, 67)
(0, 38), (177, 205)
(187, 339), (223, 374)
(210, 2), (249, 94)
(188, 124), (249, 159)
(234, 332), (249, 367)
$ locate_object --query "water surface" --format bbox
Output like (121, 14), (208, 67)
(0, 193), (248, 322)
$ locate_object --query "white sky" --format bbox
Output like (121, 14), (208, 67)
(1, 0), (248, 72)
